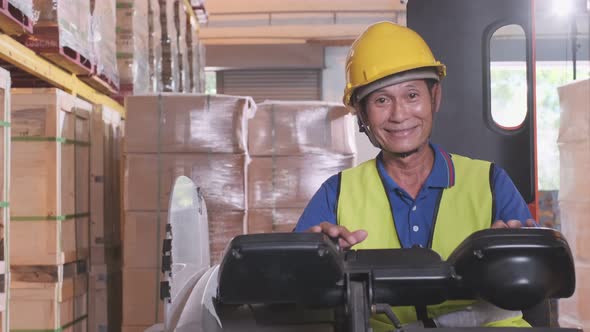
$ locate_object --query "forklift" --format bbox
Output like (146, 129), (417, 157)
(151, 0), (583, 330)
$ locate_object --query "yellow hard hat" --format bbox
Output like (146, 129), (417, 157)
(343, 21), (446, 106)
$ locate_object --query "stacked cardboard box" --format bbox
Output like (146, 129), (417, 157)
(89, 0), (120, 91)
(116, 0), (150, 94)
(122, 94), (254, 331)
(10, 88), (91, 331)
(247, 101), (356, 233)
(557, 79), (590, 330)
(88, 105), (124, 332)
(0, 68), (10, 332)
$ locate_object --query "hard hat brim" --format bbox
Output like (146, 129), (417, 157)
(352, 68), (441, 105)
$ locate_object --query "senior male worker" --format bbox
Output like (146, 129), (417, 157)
(295, 22), (536, 329)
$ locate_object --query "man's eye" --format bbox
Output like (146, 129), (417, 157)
(408, 93), (418, 99)
(376, 97), (387, 104)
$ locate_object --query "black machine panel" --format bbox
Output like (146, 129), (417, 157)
(407, 0), (536, 203)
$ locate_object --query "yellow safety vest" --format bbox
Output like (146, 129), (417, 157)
(337, 154), (530, 330)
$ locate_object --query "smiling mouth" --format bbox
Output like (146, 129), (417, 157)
(384, 126), (418, 136)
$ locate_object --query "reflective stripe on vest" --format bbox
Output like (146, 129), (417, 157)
(337, 154), (528, 327)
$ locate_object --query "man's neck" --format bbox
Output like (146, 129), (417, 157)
(381, 144), (435, 199)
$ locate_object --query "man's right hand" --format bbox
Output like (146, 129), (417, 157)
(306, 222), (368, 249)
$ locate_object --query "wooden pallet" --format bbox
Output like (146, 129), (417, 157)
(11, 88), (91, 266)
(0, 0), (33, 36)
(18, 26), (94, 75)
(79, 72), (120, 95)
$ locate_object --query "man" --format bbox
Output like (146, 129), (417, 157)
(295, 22), (536, 329)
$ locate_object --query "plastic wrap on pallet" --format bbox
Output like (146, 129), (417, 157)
(249, 101), (357, 156)
(116, 0), (149, 94)
(32, 0), (93, 61)
(248, 154), (355, 209)
(247, 208), (303, 234)
(192, 34), (206, 93)
(149, 0), (163, 92)
(91, 0), (120, 90)
(9, 0), (34, 21)
(165, 0), (180, 92)
(124, 153), (248, 212)
(178, 0), (190, 93)
(185, 16), (194, 91)
(557, 79), (590, 330)
(125, 94), (255, 153)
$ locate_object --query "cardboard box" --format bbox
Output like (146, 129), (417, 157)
(209, 210), (246, 265)
(124, 153), (247, 212)
(125, 94), (254, 154)
(247, 208), (303, 234)
(248, 155), (355, 209)
(559, 142), (590, 202)
(11, 89), (90, 265)
(122, 211), (167, 269)
(557, 79), (590, 144)
(122, 267), (164, 326)
(248, 101), (356, 157)
(124, 210), (245, 267)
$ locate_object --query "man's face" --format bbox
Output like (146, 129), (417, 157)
(363, 79), (439, 155)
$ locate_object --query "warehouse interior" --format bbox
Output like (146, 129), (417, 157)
(0, 0), (589, 331)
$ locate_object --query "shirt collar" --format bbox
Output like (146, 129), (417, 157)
(375, 142), (456, 192)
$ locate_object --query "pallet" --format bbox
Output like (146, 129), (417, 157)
(10, 88), (91, 266)
(0, 0), (33, 36)
(11, 260), (88, 332)
(79, 73), (120, 95)
(18, 26), (94, 75)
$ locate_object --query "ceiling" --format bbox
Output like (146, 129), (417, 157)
(198, 0), (407, 45)
(197, 0), (589, 46)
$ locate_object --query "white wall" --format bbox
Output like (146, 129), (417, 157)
(322, 46), (380, 164)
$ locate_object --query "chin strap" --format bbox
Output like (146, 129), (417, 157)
(356, 109), (382, 149)
(357, 111), (419, 158)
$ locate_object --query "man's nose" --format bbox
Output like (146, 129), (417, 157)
(387, 101), (407, 122)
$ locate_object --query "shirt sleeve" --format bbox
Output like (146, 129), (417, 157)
(294, 174), (340, 232)
(492, 165), (534, 224)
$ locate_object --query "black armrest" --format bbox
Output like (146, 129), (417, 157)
(447, 228), (575, 310)
(217, 232), (344, 306)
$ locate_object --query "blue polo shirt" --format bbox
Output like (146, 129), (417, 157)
(294, 143), (533, 248)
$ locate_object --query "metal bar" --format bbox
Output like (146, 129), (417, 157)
(0, 34), (125, 116)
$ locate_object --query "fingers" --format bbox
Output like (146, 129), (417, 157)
(492, 220), (509, 228)
(306, 222), (368, 249)
(492, 219), (538, 229)
(506, 220), (522, 228)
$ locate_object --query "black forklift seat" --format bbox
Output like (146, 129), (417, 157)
(216, 228), (577, 331)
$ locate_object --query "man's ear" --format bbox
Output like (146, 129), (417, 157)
(431, 82), (442, 113)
